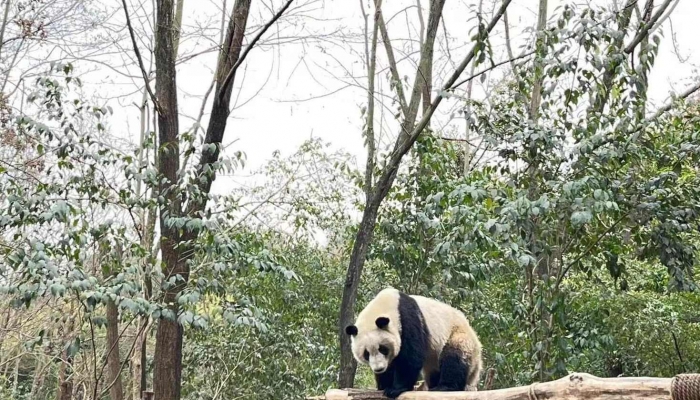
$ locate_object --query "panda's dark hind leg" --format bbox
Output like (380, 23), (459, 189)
(426, 370), (441, 389)
(432, 343), (469, 392)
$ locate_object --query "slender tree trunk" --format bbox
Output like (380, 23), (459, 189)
(131, 317), (149, 400)
(338, 0), (381, 384)
(0, 0), (13, 60)
(463, 0), (484, 175)
(57, 352), (73, 400)
(105, 299), (125, 400)
(173, 0), (185, 57)
(133, 87), (154, 400)
(337, 0), (512, 387)
(526, 0), (549, 382)
(337, 0), (446, 386)
(11, 356), (19, 397)
(151, 0), (257, 398)
(152, 0), (184, 398)
(30, 357), (45, 399)
(528, 0), (548, 122)
(339, 201), (383, 387)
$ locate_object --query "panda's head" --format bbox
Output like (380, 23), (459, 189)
(345, 316), (399, 374)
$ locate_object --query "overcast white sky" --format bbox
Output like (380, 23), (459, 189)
(86, 0), (700, 197)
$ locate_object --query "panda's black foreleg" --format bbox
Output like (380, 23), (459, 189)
(433, 344), (469, 392)
(374, 364), (395, 390)
(382, 355), (422, 398)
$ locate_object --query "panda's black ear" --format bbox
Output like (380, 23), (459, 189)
(375, 317), (390, 329)
(345, 325), (358, 336)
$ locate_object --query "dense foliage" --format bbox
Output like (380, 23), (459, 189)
(1, 1), (699, 399)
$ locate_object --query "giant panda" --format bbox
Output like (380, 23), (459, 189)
(345, 287), (482, 398)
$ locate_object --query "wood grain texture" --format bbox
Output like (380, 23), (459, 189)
(316, 373), (677, 400)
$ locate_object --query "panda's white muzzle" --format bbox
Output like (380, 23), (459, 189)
(369, 355), (389, 374)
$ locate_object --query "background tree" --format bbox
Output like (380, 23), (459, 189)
(338, 0), (514, 386)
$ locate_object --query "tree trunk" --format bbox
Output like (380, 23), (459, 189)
(30, 357), (45, 399)
(337, 0), (512, 387)
(133, 87), (154, 400)
(11, 356), (19, 397)
(150, 0), (257, 398)
(338, 201), (383, 387)
(524, 0), (549, 381)
(337, 0), (446, 387)
(153, 309), (184, 400)
(152, 0), (184, 398)
(57, 352), (73, 400)
(131, 317), (149, 400)
(105, 299), (125, 400)
(527, 0), (548, 122)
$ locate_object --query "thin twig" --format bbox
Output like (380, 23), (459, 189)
(120, 0), (158, 111)
(453, 50), (534, 89)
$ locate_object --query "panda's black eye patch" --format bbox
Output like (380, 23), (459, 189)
(363, 350), (370, 361)
(378, 345), (389, 356)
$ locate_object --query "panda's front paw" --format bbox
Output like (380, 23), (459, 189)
(383, 387), (409, 399)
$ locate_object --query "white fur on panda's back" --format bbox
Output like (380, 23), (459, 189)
(411, 295), (466, 354)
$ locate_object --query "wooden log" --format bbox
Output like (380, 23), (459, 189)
(314, 373), (700, 400)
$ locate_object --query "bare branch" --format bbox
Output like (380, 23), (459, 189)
(376, 11), (408, 116)
(217, 0), (295, 103)
(363, 0), (381, 200)
(387, 0), (514, 170)
(0, 0), (12, 60)
(649, 80), (700, 121)
(528, 0), (548, 121)
(624, 0), (674, 54)
(173, 0), (185, 57)
(120, 0), (158, 110)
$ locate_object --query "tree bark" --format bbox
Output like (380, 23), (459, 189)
(186, 0), (251, 215)
(337, 0), (444, 386)
(149, 0), (286, 398)
(131, 317), (149, 400)
(11, 356), (19, 397)
(105, 299), (125, 400)
(133, 88), (153, 400)
(528, 0), (548, 121)
(337, 0), (513, 387)
(462, 0), (484, 176)
(152, 0), (184, 399)
(338, 201), (383, 387)
(318, 373), (693, 400)
(57, 351), (73, 400)
(29, 356), (45, 399)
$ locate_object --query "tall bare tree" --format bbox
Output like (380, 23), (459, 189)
(338, 0), (514, 387)
(122, 0), (295, 398)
